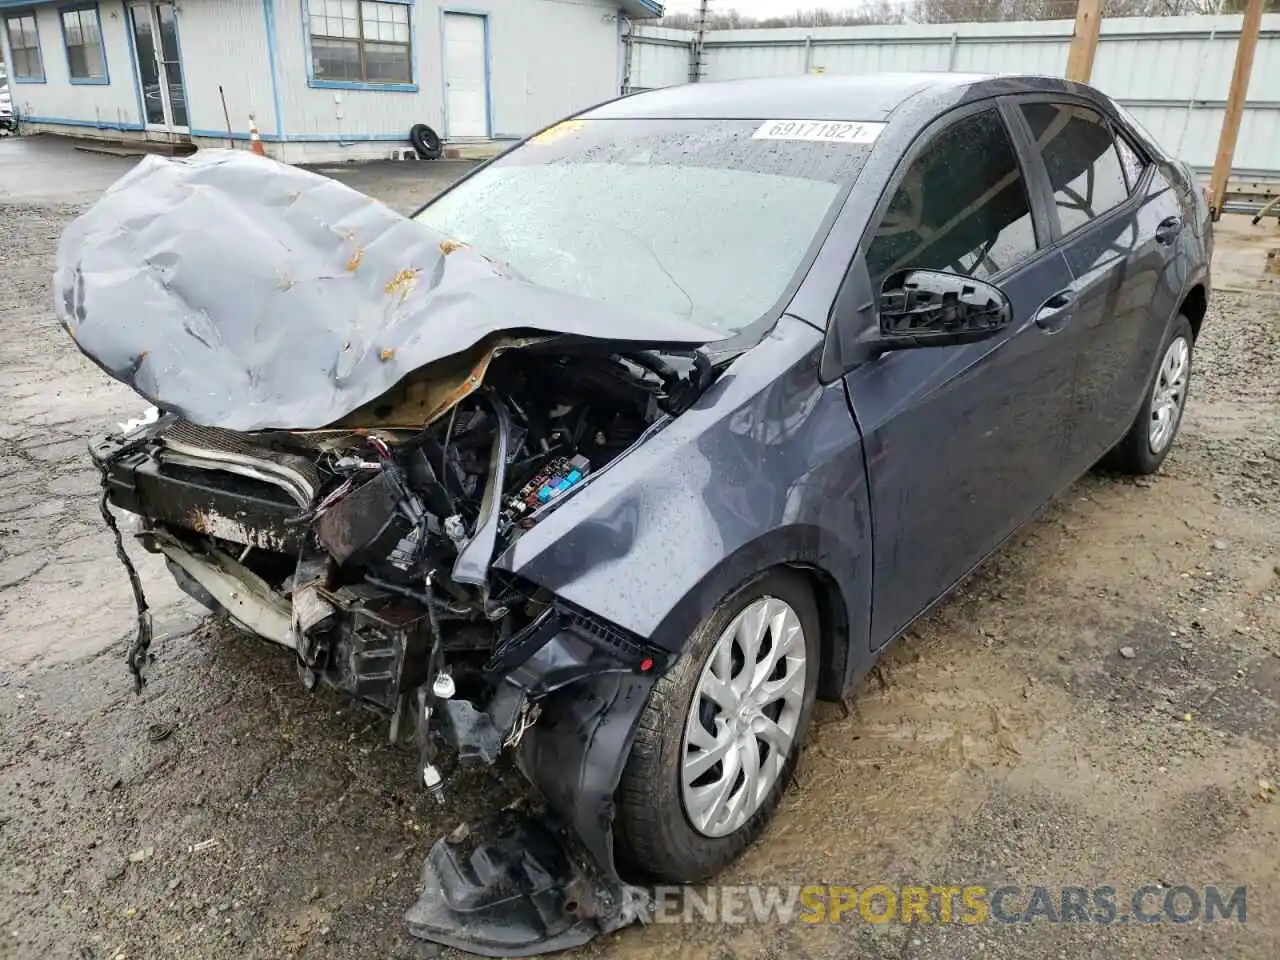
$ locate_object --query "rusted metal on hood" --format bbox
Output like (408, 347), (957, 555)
(324, 334), (545, 432)
(52, 150), (722, 432)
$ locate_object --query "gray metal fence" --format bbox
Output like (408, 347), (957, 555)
(629, 14), (1280, 181)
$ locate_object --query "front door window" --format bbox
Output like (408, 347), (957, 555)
(865, 107), (1040, 285)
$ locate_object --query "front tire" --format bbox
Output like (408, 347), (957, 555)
(1103, 314), (1194, 475)
(615, 569), (820, 883)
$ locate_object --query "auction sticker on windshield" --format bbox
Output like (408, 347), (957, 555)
(752, 120), (886, 144)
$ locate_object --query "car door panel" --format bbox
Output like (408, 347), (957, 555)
(1014, 100), (1184, 467)
(1119, 166), (1184, 408)
(833, 103), (1082, 650)
(1059, 182), (1183, 465)
(844, 249), (1076, 647)
(1058, 220), (1135, 463)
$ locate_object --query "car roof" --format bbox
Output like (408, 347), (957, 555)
(583, 73), (1082, 122)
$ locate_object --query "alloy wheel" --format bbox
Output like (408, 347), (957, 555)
(680, 596), (807, 838)
(1149, 335), (1190, 454)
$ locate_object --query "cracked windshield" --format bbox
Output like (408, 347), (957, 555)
(414, 117), (875, 331)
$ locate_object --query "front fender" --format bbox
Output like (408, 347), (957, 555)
(493, 315), (872, 690)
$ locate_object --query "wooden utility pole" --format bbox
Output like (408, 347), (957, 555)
(1065, 0), (1103, 83)
(1209, 0), (1264, 220)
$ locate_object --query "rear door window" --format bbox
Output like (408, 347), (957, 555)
(865, 107), (1039, 285)
(1018, 102), (1131, 235)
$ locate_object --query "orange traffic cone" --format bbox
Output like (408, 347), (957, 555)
(248, 114), (266, 157)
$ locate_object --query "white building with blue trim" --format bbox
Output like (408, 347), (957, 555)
(0, 0), (662, 162)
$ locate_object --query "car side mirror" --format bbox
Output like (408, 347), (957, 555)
(876, 269), (1013, 352)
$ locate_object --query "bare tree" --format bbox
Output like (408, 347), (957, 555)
(762, 4), (910, 25)
(656, 0), (1278, 28)
(659, 4), (909, 28)
(910, 0), (1078, 21)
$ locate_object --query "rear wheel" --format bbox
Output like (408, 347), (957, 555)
(1103, 314), (1194, 475)
(615, 569), (820, 882)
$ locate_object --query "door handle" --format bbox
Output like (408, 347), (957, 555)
(1033, 290), (1075, 332)
(1155, 215), (1183, 245)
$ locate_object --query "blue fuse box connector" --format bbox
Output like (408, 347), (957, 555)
(509, 454), (592, 519)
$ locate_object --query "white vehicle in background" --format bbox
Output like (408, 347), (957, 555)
(1, 65), (14, 132)
(0, 76), (14, 132)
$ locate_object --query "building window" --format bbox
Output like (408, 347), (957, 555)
(61, 5), (107, 83)
(309, 0), (412, 85)
(5, 12), (45, 82)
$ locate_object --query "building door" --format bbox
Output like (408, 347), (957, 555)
(443, 13), (489, 139)
(129, 2), (188, 133)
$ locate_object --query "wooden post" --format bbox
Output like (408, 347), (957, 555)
(1209, 0), (1264, 221)
(1065, 0), (1103, 83)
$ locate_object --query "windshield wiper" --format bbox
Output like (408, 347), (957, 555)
(624, 348), (717, 416)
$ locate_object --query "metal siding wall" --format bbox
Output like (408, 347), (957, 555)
(4, 1), (140, 129)
(703, 43), (805, 79)
(628, 31), (688, 90)
(180, 0), (279, 137)
(488, 0), (623, 135)
(815, 39), (951, 73)
(632, 14), (1280, 177)
(1240, 111), (1280, 173)
(951, 36), (1068, 74)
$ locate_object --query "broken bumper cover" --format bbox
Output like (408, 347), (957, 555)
(407, 671), (658, 957)
(91, 425), (667, 956)
(406, 811), (646, 957)
(126, 536), (663, 957)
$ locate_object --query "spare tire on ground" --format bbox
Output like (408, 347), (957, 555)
(410, 124), (442, 160)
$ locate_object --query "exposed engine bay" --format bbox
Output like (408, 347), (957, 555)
(93, 344), (708, 772)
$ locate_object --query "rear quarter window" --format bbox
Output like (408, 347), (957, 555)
(1114, 135), (1147, 194)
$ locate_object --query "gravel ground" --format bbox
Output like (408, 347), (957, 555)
(1, 136), (1277, 960)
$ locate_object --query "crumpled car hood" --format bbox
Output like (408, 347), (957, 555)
(53, 150), (723, 432)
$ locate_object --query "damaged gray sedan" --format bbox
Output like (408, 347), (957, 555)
(57, 72), (1210, 956)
